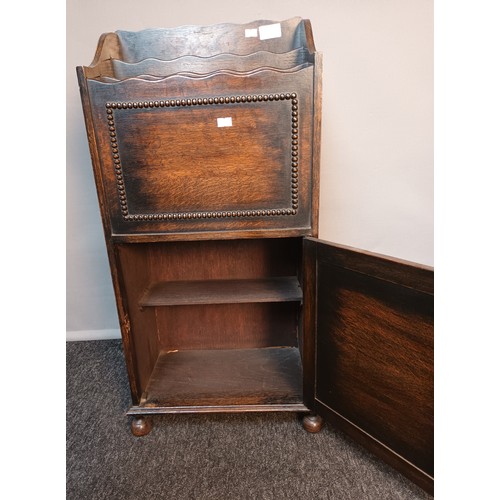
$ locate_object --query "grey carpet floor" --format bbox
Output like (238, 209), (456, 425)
(66, 340), (432, 500)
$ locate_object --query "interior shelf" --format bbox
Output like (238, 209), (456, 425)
(134, 347), (305, 412)
(139, 276), (302, 307)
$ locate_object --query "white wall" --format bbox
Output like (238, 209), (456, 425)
(66, 0), (433, 338)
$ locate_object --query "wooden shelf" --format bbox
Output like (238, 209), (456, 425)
(139, 277), (302, 307)
(136, 347), (304, 411)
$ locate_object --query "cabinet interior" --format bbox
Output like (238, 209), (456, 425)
(116, 237), (306, 411)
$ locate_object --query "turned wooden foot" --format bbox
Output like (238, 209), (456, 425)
(303, 414), (324, 433)
(131, 416), (152, 437)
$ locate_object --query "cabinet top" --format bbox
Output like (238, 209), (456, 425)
(84, 17), (317, 68)
(77, 18), (321, 241)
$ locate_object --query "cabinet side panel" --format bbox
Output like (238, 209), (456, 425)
(116, 244), (160, 396)
(310, 52), (322, 237)
(77, 67), (142, 403)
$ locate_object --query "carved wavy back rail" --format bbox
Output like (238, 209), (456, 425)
(84, 17), (315, 73)
(84, 47), (312, 80)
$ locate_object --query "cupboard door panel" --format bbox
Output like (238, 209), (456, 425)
(304, 238), (433, 493)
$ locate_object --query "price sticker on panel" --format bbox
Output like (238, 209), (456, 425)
(258, 23), (282, 40)
(217, 117), (233, 128)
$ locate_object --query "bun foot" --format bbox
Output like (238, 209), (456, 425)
(131, 416), (152, 437)
(303, 414), (324, 433)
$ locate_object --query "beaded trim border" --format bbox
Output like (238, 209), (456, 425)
(105, 92), (299, 221)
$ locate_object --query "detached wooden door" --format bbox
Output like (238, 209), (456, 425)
(303, 238), (433, 494)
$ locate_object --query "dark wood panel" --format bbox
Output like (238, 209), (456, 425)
(115, 244), (159, 396)
(86, 67), (314, 236)
(301, 239), (317, 408)
(305, 239), (433, 493)
(116, 239), (300, 284)
(113, 99), (292, 213)
(316, 267), (433, 472)
(90, 48), (311, 80)
(155, 302), (299, 351)
(140, 347), (304, 408)
(92, 64), (312, 83)
(77, 66), (142, 404)
(314, 238), (433, 294)
(145, 238), (301, 281)
(117, 18), (308, 60)
(310, 53), (322, 237)
(85, 18), (311, 66)
(140, 277), (302, 306)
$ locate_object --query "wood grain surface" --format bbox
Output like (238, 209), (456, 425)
(116, 239), (302, 352)
(303, 238), (434, 494)
(140, 347), (304, 408)
(85, 18), (312, 66)
(85, 48), (311, 80)
(113, 99), (292, 212)
(140, 277), (302, 306)
(85, 66), (316, 237)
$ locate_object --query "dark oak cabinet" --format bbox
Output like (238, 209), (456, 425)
(77, 18), (433, 494)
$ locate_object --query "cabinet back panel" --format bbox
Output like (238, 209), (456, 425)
(113, 18), (308, 62)
(146, 238), (300, 280)
(156, 302), (298, 350)
(117, 239), (300, 281)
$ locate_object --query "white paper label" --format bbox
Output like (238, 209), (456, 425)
(217, 117), (232, 127)
(245, 28), (258, 38)
(258, 23), (282, 40)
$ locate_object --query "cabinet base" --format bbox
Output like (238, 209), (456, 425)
(129, 411), (321, 436)
(128, 402), (309, 415)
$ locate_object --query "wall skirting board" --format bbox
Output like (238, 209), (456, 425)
(66, 329), (121, 342)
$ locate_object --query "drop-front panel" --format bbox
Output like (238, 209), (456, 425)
(86, 68), (315, 237)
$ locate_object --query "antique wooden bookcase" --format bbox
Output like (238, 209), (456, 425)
(77, 18), (433, 494)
